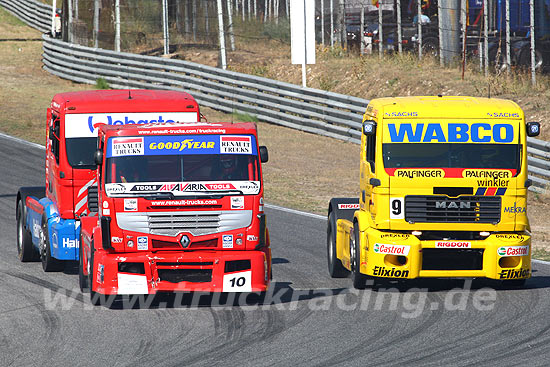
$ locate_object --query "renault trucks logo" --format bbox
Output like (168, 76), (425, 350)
(220, 136), (252, 154)
(435, 201), (471, 209)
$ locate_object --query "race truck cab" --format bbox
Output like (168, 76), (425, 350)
(16, 90), (201, 271)
(327, 96), (540, 288)
(78, 121), (271, 303)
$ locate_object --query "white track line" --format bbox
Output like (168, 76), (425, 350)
(0, 132), (45, 150)
(265, 203), (326, 220)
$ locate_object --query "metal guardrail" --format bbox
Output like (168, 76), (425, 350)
(527, 137), (550, 192)
(41, 36), (365, 144)
(0, 0), (51, 34)
(1, 0), (549, 191)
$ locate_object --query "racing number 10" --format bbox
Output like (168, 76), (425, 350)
(229, 276), (246, 287)
(390, 197), (404, 219)
(223, 271), (252, 292)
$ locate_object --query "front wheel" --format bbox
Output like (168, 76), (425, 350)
(327, 213), (349, 278)
(16, 201), (39, 262)
(350, 223), (368, 289)
(40, 215), (64, 272)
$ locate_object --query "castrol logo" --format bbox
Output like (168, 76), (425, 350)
(373, 243), (410, 256)
(435, 241), (471, 248)
(498, 245), (529, 257)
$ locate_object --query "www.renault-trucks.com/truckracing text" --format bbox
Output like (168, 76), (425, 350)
(16, 90), (201, 272)
(327, 96), (541, 289)
(78, 121), (271, 305)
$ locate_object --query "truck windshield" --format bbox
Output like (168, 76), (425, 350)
(66, 137), (97, 168)
(382, 143), (521, 171)
(106, 154), (259, 183)
(104, 134), (260, 187)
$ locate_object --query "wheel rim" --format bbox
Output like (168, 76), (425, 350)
(17, 206), (23, 255)
(40, 222), (47, 258)
(350, 230), (356, 272)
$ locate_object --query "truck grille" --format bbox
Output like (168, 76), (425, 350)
(422, 249), (484, 270)
(116, 210), (252, 237)
(157, 269), (212, 283)
(405, 196), (500, 223)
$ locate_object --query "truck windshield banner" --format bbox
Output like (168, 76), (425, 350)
(383, 121), (519, 144)
(106, 135), (257, 158)
(64, 112), (199, 138)
(105, 181), (261, 196)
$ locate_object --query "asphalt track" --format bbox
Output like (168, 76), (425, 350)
(1, 133), (550, 366)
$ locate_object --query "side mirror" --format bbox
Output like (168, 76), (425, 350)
(363, 120), (376, 135)
(369, 178), (381, 187)
(259, 146), (269, 163)
(94, 149), (103, 166)
(527, 121), (540, 137)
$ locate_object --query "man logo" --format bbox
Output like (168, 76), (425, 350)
(435, 201), (471, 209)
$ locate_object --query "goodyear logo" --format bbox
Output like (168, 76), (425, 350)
(149, 139), (215, 151)
(388, 123), (514, 143)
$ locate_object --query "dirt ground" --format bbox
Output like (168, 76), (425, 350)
(1, 7), (549, 255)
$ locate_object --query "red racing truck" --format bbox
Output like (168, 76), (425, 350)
(79, 121), (271, 304)
(16, 90), (201, 271)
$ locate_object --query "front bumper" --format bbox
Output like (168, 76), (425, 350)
(359, 228), (531, 281)
(92, 249), (270, 295)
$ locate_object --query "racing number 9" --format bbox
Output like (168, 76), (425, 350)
(390, 197), (404, 219)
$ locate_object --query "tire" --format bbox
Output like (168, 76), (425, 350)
(16, 200), (39, 262)
(78, 234), (88, 292)
(40, 214), (64, 272)
(350, 222), (368, 289)
(327, 213), (349, 278)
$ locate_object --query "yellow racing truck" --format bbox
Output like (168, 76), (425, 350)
(327, 96), (541, 288)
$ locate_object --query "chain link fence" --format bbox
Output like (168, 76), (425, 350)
(54, 0), (547, 83)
